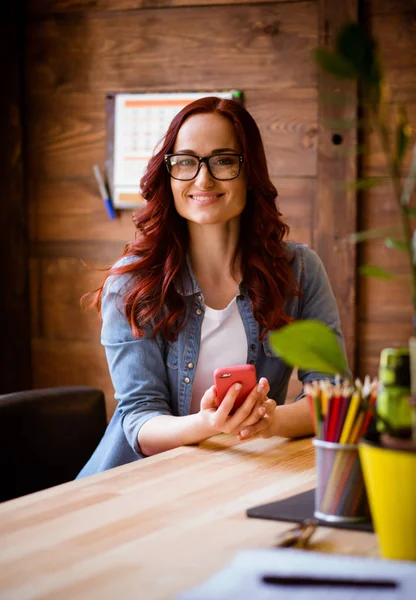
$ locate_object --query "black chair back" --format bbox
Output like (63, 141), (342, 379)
(0, 386), (107, 502)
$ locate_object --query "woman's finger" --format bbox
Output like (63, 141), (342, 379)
(233, 377), (270, 429)
(213, 383), (243, 425)
(238, 399), (276, 439)
(227, 377), (269, 428)
(200, 385), (218, 411)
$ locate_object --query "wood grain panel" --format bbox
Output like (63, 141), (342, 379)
(315, 0), (358, 372)
(32, 339), (116, 418)
(27, 88), (317, 181)
(27, 0), (292, 15)
(370, 3), (416, 93)
(25, 2), (317, 94)
(358, 317), (414, 380)
(36, 257), (104, 341)
(358, 267), (412, 381)
(366, 0), (416, 16)
(275, 177), (315, 246)
(244, 88), (318, 178)
(358, 178), (412, 314)
(358, 181), (411, 270)
(31, 241), (126, 262)
(359, 320), (414, 345)
(27, 92), (105, 181)
(358, 272), (412, 320)
(34, 205), (137, 244)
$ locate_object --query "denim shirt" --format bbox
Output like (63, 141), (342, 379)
(77, 242), (347, 477)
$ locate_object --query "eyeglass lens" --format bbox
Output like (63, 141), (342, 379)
(167, 154), (241, 180)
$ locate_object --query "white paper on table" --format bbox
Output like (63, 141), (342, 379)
(177, 548), (416, 600)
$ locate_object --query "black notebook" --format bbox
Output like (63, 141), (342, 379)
(247, 489), (373, 532)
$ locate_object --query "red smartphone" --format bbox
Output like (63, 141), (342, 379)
(214, 364), (257, 413)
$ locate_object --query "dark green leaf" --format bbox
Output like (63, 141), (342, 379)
(336, 22), (382, 88)
(312, 48), (357, 78)
(404, 206), (416, 217)
(269, 320), (348, 376)
(385, 238), (408, 252)
(359, 265), (394, 279)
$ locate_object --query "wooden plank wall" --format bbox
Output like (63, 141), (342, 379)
(357, 0), (416, 378)
(26, 0), (321, 415)
(316, 0), (357, 372)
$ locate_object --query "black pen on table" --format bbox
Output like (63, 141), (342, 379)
(262, 574), (397, 589)
(93, 164), (116, 220)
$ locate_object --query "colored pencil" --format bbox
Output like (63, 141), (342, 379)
(306, 376), (378, 444)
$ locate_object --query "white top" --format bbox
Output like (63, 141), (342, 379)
(190, 297), (248, 414)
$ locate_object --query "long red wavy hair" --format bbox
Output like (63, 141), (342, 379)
(91, 97), (301, 341)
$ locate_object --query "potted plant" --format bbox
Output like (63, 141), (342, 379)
(269, 22), (416, 561)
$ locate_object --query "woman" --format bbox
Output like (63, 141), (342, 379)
(77, 96), (347, 477)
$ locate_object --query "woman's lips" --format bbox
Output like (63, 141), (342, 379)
(189, 193), (223, 204)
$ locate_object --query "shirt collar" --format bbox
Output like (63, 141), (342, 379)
(174, 256), (202, 296)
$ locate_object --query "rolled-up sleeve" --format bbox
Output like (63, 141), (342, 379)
(101, 269), (172, 454)
(296, 246), (351, 389)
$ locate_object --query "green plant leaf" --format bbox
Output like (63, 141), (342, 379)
(404, 206), (416, 217)
(359, 264), (394, 279)
(336, 22), (382, 88)
(269, 320), (348, 376)
(348, 226), (401, 243)
(312, 48), (357, 78)
(385, 238), (408, 252)
(345, 177), (386, 190)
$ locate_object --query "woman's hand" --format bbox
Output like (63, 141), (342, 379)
(199, 377), (270, 435)
(237, 397), (277, 440)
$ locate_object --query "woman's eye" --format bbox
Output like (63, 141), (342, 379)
(213, 156), (233, 166)
(178, 158), (196, 167)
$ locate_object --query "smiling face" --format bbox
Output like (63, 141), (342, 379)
(170, 112), (247, 226)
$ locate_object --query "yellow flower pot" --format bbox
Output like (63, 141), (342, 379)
(359, 434), (416, 561)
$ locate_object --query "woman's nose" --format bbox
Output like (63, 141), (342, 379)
(194, 163), (214, 188)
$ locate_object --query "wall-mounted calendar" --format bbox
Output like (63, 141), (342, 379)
(106, 91), (242, 209)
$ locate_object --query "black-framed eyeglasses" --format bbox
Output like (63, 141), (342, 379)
(164, 153), (244, 181)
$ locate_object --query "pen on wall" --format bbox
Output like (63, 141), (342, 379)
(93, 164), (116, 220)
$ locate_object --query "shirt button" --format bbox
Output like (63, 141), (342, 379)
(197, 295), (203, 302)
(184, 377), (191, 384)
(250, 344), (256, 350)
(196, 309), (202, 315)
(188, 362), (194, 369)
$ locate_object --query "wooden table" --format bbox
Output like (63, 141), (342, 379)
(0, 435), (377, 599)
